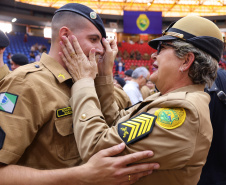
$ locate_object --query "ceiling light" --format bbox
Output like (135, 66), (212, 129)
(12, 18), (17, 22)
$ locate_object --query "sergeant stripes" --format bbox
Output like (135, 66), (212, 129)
(119, 112), (156, 144)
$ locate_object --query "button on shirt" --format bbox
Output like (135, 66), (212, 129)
(123, 81), (143, 105)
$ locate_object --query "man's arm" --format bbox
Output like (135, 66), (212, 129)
(0, 143), (159, 185)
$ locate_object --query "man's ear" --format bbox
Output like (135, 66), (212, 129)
(0, 48), (6, 54)
(180, 52), (195, 72)
(59, 26), (71, 40)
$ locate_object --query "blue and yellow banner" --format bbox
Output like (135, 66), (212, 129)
(123, 11), (162, 34)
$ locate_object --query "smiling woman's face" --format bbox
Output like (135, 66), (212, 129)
(150, 43), (184, 94)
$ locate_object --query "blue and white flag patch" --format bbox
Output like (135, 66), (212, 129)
(0, 92), (18, 114)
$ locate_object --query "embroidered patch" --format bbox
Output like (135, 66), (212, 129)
(56, 107), (72, 118)
(154, 108), (186, 129)
(0, 92), (18, 114)
(0, 127), (6, 149)
(118, 112), (156, 145)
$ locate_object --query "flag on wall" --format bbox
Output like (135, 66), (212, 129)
(123, 11), (162, 34)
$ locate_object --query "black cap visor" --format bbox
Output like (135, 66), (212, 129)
(148, 35), (178, 50)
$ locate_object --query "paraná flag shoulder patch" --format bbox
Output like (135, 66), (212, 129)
(0, 92), (18, 114)
(154, 108), (186, 129)
(118, 112), (156, 145)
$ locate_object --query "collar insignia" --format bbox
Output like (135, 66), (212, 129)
(58, 73), (65, 79)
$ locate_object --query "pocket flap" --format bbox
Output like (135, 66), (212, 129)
(55, 116), (73, 136)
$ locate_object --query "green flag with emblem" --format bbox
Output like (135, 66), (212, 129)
(0, 92), (18, 114)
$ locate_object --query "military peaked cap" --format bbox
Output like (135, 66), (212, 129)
(11, 53), (29, 66)
(149, 15), (224, 62)
(54, 3), (106, 38)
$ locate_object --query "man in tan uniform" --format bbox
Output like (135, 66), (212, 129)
(0, 3), (159, 184)
(60, 15), (224, 184)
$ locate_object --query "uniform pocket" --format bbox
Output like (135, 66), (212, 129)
(55, 116), (81, 162)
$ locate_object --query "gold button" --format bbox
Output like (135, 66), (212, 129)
(81, 114), (86, 119)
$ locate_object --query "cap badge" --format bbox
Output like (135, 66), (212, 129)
(90, 12), (97, 19)
(165, 32), (184, 39)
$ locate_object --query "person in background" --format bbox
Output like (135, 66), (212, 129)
(29, 51), (35, 60)
(118, 60), (123, 72)
(60, 15), (223, 185)
(218, 61), (225, 69)
(0, 3), (159, 184)
(10, 53), (29, 71)
(141, 80), (156, 100)
(6, 52), (11, 68)
(122, 50), (129, 60)
(198, 68), (226, 185)
(35, 53), (41, 62)
(30, 44), (36, 52)
(114, 77), (126, 88)
(123, 67), (150, 105)
(113, 76), (132, 110)
(23, 33), (28, 43)
(0, 30), (10, 79)
(124, 69), (133, 81)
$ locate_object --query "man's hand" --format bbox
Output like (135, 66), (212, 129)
(59, 35), (98, 81)
(79, 143), (160, 185)
(97, 38), (118, 76)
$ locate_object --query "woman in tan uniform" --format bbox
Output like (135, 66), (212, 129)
(0, 3), (159, 185)
(60, 15), (224, 185)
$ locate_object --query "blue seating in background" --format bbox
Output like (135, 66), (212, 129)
(3, 32), (51, 68)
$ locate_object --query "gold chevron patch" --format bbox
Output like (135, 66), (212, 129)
(118, 112), (156, 145)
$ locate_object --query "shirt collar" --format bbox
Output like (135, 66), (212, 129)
(168, 84), (205, 94)
(40, 53), (72, 83)
(127, 80), (139, 88)
(143, 84), (205, 102)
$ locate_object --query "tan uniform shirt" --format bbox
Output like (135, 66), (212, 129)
(0, 55), (131, 170)
(70, 75), (212, 185)
(113, 86), (131, 110)
(0, 53), (82, 169)
(141, 85), (155, 100)
(0, 64), (10, 81)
